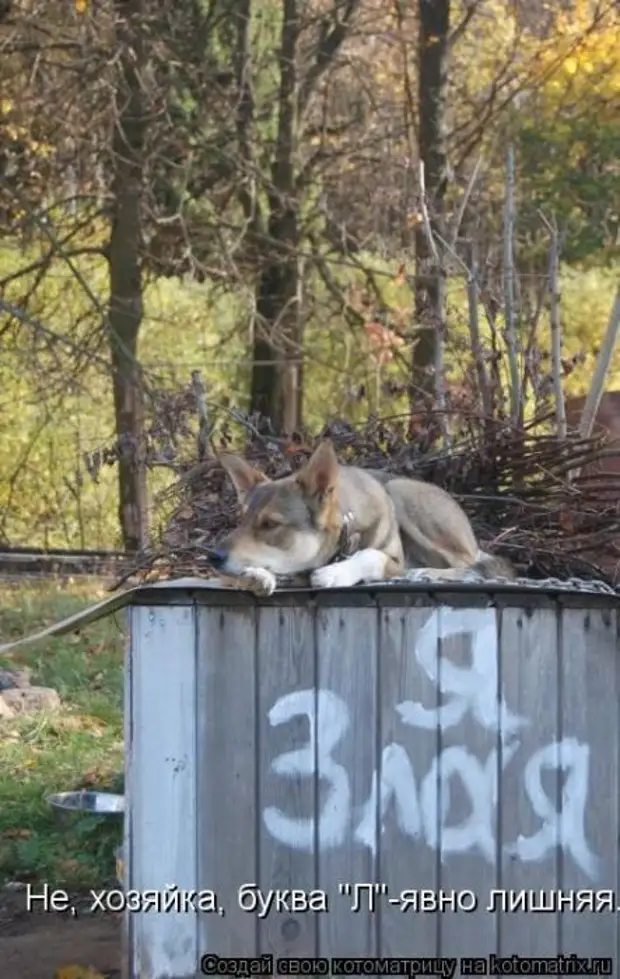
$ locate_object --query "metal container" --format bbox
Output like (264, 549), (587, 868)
(47, 790), (124, 814)
(48, 790), (125, 888)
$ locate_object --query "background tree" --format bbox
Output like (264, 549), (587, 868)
(411, 0), (450, 401)
(107, 0), (148, 551)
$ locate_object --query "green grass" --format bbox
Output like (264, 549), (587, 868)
(0, 579), (125, 888)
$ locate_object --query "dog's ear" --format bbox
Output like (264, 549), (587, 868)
(219, 453), (270, 504)
(297, 440), (339, 500)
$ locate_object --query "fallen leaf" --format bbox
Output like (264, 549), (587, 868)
(50, 714), (107, 735)
(2, 827), (30, 840)
(54, 966), (106, 979)
(58, 858), (83, 876)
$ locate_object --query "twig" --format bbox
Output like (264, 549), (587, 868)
(418, 161), (440, 265)
(418, 161), (449, 446)
(0, 177), (146, 387)
(502, 145), (521, 423)
(578, 285), (620, 441)
(465, 240), (493, 420)
(449, 152), (484, 252)
(547, 220), (566, 438)
(520, 269), (550, 411)
(191, 370), (211, 461)
(0, 299), (110, 371)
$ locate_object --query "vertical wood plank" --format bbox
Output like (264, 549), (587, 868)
(316, 604), (378, 958)
(379, 605), (440, 958)
(122, 590), (620, 973)
(197, 604), (258, 959)
(122, 610), (131, 979)
(257, 605), (318, 966)
(127, 604), (198, 979)
(432, 605), (500, 962)
(499, 606), (560, 957)
(558, 606), (618, 959)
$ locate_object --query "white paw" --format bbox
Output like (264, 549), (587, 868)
(310, 563), (352, 589)
(406, 568), (436, 583)
(242, 567), (277, 596)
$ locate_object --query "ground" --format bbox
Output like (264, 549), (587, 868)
(1, 886), (121, 979)
(0, 580), (124, 979)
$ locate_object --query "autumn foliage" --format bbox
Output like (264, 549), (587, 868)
(0, 0), (619, 550)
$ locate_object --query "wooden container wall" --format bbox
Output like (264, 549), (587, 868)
(123, 586), (620, 979)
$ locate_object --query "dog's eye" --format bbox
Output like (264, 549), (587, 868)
(260, 517), (280, 531)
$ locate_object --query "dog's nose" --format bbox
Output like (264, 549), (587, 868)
(209, 547), (228, 569)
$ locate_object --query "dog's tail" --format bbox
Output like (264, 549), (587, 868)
(471, 550), (517, 581)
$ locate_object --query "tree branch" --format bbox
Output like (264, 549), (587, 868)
(297, 0), (361, 116)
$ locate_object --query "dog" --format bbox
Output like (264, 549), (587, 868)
(209, 440), (515, 595)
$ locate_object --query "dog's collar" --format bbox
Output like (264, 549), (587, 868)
(333, 510), (357, 562)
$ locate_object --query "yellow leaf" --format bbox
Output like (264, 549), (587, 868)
(0, 98), (12, 115)
(75, 0), (87, 11)
(564, 56), (578, 75)
(54, 967), (106, 979)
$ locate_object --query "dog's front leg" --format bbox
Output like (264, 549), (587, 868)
(310, 549), (398, 589)
(235, 567), (278, 596)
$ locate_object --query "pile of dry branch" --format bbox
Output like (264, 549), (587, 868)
(114, 412), (620, 589)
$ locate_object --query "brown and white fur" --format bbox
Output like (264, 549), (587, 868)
(210, 440), (515, 595)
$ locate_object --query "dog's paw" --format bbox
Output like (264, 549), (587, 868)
(310, 563), (353, 589)
(242, 567), (277, 596)
(406, 568), (436, 583)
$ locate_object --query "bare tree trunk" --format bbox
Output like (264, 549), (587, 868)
(108, 0), (148, 551)
(252, 219), (300, 434)
(250, 0), (300, 435)
(411, 0), (450, 402)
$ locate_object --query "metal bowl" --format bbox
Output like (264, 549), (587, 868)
(47, 790), (125, 814)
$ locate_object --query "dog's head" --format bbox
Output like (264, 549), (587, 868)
(211, 441), (342, 576)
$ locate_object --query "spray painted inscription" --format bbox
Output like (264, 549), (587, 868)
(262, 608), (601, 879)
